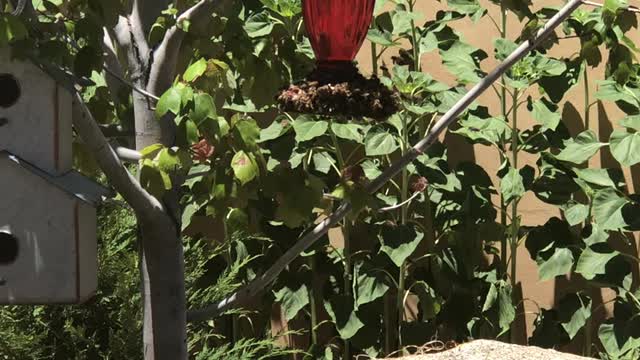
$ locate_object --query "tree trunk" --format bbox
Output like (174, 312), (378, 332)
(133, 95), (187, 360)
(139, 218), (187, 359)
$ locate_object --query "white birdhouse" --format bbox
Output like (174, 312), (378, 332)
(0, 51), (72, 175)
(0, 50), (108, 304)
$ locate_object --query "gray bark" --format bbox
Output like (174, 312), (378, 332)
(109, 1), (193, 358)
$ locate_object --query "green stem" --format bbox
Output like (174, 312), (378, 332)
(397, 263), (406, 351)
(510, 89), (519, 290)
(399, 2), (419, 349)
(384, 295), (393, 355)
(371, 20), (379, 76)
(499, 2), (509, 280)
(509, 87), (520, 344)
(500, 196), (508, 277)
(330, 129), (346, 170)
(409, 0), (421, 72)
(223, 219), (241, 344)
(330, 121), (351, 359)
(308, 256), (318, 346)
(401, 130), (409, 224)
(424, 189), (436, 253)
(372, 43), (379, 76)
(584, 315), (593, 357)
(584, 64), (590, 131)
(397, 112), (410, 353)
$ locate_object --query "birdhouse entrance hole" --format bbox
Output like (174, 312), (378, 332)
(0, 73), (20, 108)
(0, 231), (19, 265)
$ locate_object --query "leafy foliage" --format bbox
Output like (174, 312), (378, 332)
(4, 0), (640, 358)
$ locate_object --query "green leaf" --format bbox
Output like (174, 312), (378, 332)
(181, 203), (198, 232)
(419, 31), (438, 54)
(231, 151), (258, 185)
(436, 87), (479, 113)
(183, 58), (207, 82)
(453, 115), (511, 145)
(413, 281), (441, 320)
(574, 168), (624, 188)
(447, 0), (487, 20)
(531, 98), (561, 131)
(367, 28), (398, 47)
(191, 93), (216, 126)
(610, 129), (640, 167)
(584, 224), (609, 246)
(525, 218), (576, 280)
(564, 202), (589, 226)
(379, 224), (424, 267)
(538, 59), (583, 103)
(494, 38), (519, 61)
(0, 15), (27, 46)
(274, 283), (309, 321)
(226, 208), (249, 236)
(244, 11), (274, 37)
(331, 123), (365, 143)
(575, 245), (620, 280)
(537, 248), (574, 281)
(234, 117), (261, 150)
(140, 143), (164, 159)
(324, 295), (364, 340)
(293, 116), (328, 142)
(260, 0), (301, 17)
(184, 164), (209, 189)
(353, 262), (390, 308)
(555, 130), (605, 164)
(558, 293), (591, 340)
(598, 316), (640, 358)
(440, 40), (486, 84)
(184, 119), (199, 144)
(140, 160), (171, 199)
(592, 188), (629, 230)
(312, 152), (334, 174)
(365, 131), (399, 156)
(156, 87), (182, 117)
(619, 115), (640, 131)
(361, 160), (382, 180)
(259, 119), (290, 142)
(156, 148), (191, 173)
(273, 175), (324, 228)
(391, 10), (422, 35)
(482, 280), (516, 336)
(501, 167), (525, 204)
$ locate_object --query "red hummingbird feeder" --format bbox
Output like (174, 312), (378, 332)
(277, 0), (398, 120)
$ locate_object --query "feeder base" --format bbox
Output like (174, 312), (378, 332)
(277, 62), (399, 120)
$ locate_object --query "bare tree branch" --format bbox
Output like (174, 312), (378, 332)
(115, 146), (142, 162)
(148, 0), (231, 94)
(98, 123), (133, 137)
(8, 0), (29, 16)
(71, 91), (165, 218)
(111, 16), (132, 51)
(132, 0), (172, 35)
(186, 0), (585, 323)
(110, 13), (151, 87)
(100, 27), (161, 103)
(102, 29), (127, 102)
(148, 0), (222, 94)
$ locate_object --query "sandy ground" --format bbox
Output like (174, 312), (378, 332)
(382, 340), (592, 360)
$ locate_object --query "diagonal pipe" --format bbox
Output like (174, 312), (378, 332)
(187, 0), (584, 323)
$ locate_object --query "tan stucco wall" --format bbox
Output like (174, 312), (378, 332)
(355, 0), (637, 344)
